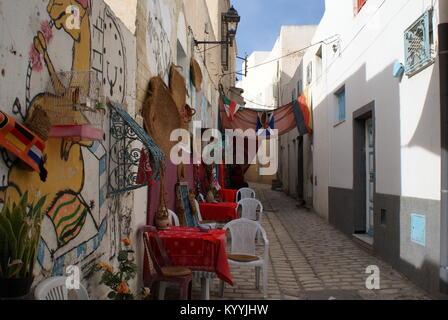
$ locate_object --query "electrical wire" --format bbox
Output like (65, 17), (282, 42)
(241, 0), (408, 108)
(220, 34), (340, 79)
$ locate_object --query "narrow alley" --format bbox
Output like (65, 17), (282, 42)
(184, 184), (431, 300)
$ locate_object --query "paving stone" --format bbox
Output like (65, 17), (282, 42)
(165, 183), (432, 301)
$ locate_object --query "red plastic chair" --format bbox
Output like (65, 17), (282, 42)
(141, 226), (192, 300)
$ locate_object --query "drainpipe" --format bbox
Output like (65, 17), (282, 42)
(440, 0), (448, 294)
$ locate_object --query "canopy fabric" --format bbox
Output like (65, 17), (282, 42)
(219, 101), (297, 136)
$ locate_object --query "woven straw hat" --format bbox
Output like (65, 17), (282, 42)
(169, 64), (187, 112)
(190, 58), (203, 92)
(143, 76), (182, 156)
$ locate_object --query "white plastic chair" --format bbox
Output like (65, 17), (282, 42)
(237, 198), (263, 222)
(220, 218), (269, 298)
(168, 209), (180, 226)
(236, 187), (256, 201)
(193, 199), (219, 229)
(35, 276), (89, 300)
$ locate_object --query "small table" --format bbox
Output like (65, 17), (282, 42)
(147, 227), (233, 299)
(199, 202), (239, 221)
(219, 189), (238, 202)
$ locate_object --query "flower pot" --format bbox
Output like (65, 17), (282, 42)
(155, 215), (171, 230)
(155, 206), (172, 230)
(206, 190), (215, 203)
(0, 276), (34, 299)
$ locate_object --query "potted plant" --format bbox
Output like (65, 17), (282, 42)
(0, 192), (46, 299)
(95, 238), (138, 300)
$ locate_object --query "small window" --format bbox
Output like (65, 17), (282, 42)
(404, 9), (435, 76)
(306, 62), (312, 85)
(334, 86), (346, 124)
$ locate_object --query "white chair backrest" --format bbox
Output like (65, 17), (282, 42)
(193, 199), (203, 222)
(237, 198), (263, 221)
(237, 188), (256, 201)
(168, 209), (180, 226)
(223, 218), (267, 256)
(34, 276), (89, 300)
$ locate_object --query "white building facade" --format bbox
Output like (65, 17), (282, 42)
(238, 25), (317, 185)
(301, 0), (446, 295)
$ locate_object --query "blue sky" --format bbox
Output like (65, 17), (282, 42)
(231, 0), (325, 77)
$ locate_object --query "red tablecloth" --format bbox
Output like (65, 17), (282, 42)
(148, 227), (233, 285)
(199, 202), (239, 221)
(219, 189), (238, 202)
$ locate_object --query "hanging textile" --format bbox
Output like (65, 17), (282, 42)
(256, 111), (275, 136)
(219, 102), (296, 136)
(136, 148), (155, 185)
(211, 165), (221, 191)
(218, 163), (226, 189)
(220, 95), (242, 121)
(294, 87), (313, 134)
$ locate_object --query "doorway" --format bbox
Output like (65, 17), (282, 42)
(297, 136), (304, 200)
(365, 118), (375, 236)
(353, 102), (375, 243)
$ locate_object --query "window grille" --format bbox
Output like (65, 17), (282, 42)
(108, 103), (164, 196)
(404, 9), (434, 76)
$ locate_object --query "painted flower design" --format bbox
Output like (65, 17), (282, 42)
(40, 20), (53, 44)
(29, 44), (43, 72)
(122, 238), (131, 246)
(116, 281), (129, 294)
(98, 262), (113, 272)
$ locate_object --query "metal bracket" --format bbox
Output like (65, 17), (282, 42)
(107, 103), (164, 196)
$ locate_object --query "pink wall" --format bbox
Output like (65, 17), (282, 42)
(147, 158), (194, 225)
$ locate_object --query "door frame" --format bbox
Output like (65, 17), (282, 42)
(353, 101), (375, 234)
(297, 136), (304, 200)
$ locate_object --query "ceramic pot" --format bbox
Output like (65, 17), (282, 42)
(206, 190), (215, 203)
(155, 207), (171, 230)
(181, 104), (196, 123)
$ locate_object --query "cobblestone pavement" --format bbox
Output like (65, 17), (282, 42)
(171, 183), (432, 300)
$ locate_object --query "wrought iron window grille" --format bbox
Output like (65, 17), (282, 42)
(404, 9), (435, 76)
(108, 103), (164, 196)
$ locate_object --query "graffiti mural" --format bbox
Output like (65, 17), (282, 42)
(0, 0), (134, 283)
(146, 0), (172, 82)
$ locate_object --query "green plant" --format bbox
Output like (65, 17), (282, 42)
(0, 192), (46, 279)
(95, 238), (137, 300)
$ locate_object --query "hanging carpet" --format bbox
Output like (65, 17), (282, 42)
(219, 93), (313, 136)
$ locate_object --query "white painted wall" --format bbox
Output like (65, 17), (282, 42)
(303, 0), (442, 222)
(238, 26), (317, 184)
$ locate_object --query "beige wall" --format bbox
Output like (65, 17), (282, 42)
(104, 0), (138, 34)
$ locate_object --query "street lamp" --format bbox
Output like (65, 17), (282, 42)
(194, 6), (240, 47)
(224, 6), (240, 46)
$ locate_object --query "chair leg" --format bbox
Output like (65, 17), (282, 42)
(179, 280), (191, 300)
(255, 267), (261, 290)
(201, 278), (211, 300)
(158, 282), (167, 300)
(219, 280), (225, 298)
(189, 281), (192, 300)
(263, 265), (269, 298)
